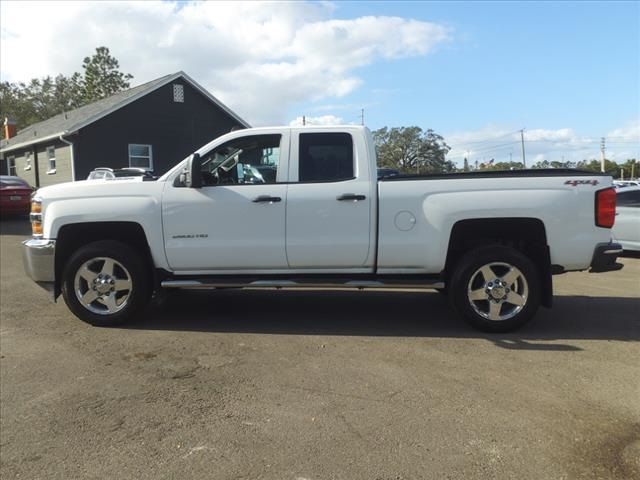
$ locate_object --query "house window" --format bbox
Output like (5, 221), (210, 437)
(7, 156), (16, 176)
(128, 144), (153, 170)
(24, 151), (32, 171)
(173, 84), (184, 103)
(47, 146), (56, 174)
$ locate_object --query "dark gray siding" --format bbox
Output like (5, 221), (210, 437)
(74, 80), (243, 179)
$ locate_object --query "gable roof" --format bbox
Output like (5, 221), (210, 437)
(1, 71), (250, 154)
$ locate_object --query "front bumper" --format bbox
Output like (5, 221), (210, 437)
(22, 239), (56, 293)
(589, 242), (624, 273)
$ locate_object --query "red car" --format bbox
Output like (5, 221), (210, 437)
(0, 176), (33, 216)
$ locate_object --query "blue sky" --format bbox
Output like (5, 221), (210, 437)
(296, 1), (640, 164)
(1, 1), (639, 165)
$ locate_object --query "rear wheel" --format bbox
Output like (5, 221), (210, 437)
(62, 240), (151, 326)
(449, 245), (540, 332)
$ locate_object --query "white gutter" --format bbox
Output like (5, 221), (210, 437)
(0, 132), (67, 154)
(58, 134), (75, 181)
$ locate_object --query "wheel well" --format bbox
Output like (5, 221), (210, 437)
(54, 222), (154, 298)
(444, 218), (553, 307)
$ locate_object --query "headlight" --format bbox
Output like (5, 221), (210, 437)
(30, 197), (43, 237)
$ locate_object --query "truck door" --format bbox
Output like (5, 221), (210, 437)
(162, 131), (290, 271)
(285, 130), (374, 269)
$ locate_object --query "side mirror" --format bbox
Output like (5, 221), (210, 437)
(184, 153), (202, 188)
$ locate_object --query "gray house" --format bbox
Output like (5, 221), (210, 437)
(0, 72), (250, 187)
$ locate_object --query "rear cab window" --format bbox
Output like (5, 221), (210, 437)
(296, 132), (354, 183)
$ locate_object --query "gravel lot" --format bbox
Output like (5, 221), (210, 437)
(1, 218), (639, 479)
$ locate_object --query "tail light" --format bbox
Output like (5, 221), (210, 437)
(595, 188), (616, 228)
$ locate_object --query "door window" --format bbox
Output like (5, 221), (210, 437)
(298, 132), (354, 182)
(200, 134), (281, 186)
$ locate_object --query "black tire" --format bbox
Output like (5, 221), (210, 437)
(61, 240), (151, 326)
(449, 245), (540, 333)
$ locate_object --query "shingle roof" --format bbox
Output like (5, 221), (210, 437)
(1, 71), (250, 153)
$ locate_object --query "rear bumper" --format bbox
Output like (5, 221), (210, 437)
(589, 242), (624, 273)
(0, 202), (30, 214)
(22, 239), (56, 295)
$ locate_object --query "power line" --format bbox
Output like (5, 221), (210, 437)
(448, 129), (521, 146)
(447, 141), (520, 155)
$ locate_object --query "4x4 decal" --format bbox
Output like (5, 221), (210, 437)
(565, 179), (599, 186)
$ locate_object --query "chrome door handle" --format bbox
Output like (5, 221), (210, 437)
(337, 193), (366, 201)
(252, 195), (282, 203)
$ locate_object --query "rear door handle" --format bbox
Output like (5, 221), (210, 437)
(337, 193), (366, 201)
(252, 195), (282, 203)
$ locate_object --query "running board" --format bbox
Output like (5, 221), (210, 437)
(160, 277), (444, 291)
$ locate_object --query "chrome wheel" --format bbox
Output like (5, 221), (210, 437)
(73, 257), (133, 315)
(466, 262), (528, 322)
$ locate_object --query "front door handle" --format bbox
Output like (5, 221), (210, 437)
(252, 195), (282, 203)
(337, 193), (366, 201)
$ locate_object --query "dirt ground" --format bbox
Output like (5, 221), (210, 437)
(1, 218), (639, 479)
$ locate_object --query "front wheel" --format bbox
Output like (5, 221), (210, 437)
(449, 245), (540, 333)
(62, 240), (151, 326)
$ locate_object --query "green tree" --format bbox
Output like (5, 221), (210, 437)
(531, 159), (577, 169)
(372, 126), (454, 174)
(81, 46), (133, 102)
(619, 158), (638, 179)
(1, 47), (132, 137)
(481, 161), (525, 170)
(576, 159), (620, 177)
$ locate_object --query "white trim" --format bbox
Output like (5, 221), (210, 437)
(128, 143), (153, 171)
(173, 83), (184, 103)
(7, 155), (16, 175)
(0, 72), (251, 155)
(178, 72), (251, 128)
(24, 151), (32, 171)
(0, 132), (66, 154)
(58, 135), (75, 181)
(70, 71), (250, 132)
(46, 146), (56, 172)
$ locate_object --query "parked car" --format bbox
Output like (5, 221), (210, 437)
(613, 180), (640, 189)
(377, 167), (400, 178)
(87, 168), (156, 181)
(0, 175), (33, 216)
(23, 126), (622, 333)
(613, 186), (640, 251)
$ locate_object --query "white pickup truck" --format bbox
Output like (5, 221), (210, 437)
(23, 126), (623, 332)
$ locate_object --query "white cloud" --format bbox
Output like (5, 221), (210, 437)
(607, 120), (640, 140)
(445, 122), (639, 166)
(289, 115), (344, 126)
(0, 1), (450, 125)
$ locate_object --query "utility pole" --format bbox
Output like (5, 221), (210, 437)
(600, 137), (606, 172)
(360, 109), (364, 126)
(520, 129), (526, 168)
